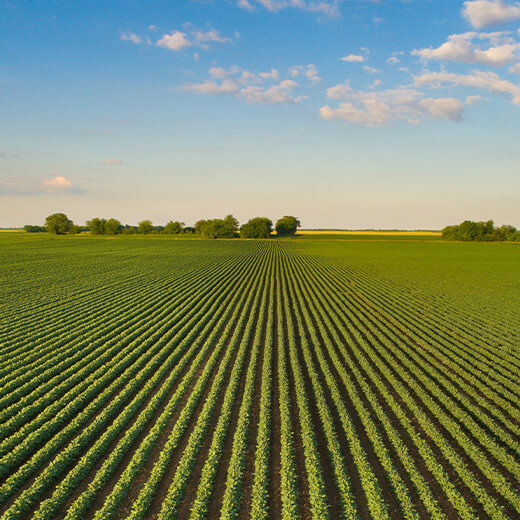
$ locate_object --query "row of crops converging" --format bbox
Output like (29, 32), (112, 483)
(1, 238), (519, 520)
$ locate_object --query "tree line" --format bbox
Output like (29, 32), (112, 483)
(442, 220), (520, 242)
(25, 213), (301, 238)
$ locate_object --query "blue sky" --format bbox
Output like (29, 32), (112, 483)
(1, 0), (520, 228)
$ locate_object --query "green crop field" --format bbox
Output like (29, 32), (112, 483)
(1, 233), (519, 520)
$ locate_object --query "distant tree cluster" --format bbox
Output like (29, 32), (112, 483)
(240, 217), (272, 238)
(45, 213), (80, 235)
(275, 216), (301, 236)
(87, 218), (123, 235)
(23, 225), (46, 233)
(195, 215), (239, 238)
(442, 220), (520, 242)
(28, 213), (302, 239)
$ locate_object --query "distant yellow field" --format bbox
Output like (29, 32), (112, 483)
(297, 230), (441, 236)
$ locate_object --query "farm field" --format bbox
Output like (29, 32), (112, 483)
(1, 234), (519, 520)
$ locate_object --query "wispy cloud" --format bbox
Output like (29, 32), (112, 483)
(414, 69), (520, 104)
(0, 176), (85, 196)
(236, 0), (342, 18)
(99, 158), (123, 165)
(363, 65), (382, 74)
(119, 31), (144, 45)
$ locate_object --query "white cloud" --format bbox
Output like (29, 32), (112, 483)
(209, 66), (240, 79)
(239, 71), (262, 85)
(465, 94), (484, 104)
(386, 56), (400, 65)
(412, 31), (520, 67)
(259, 69), (280, 80)
(183, 66), (307, 104)
(192, 28), (232, 44)
(120, 31), (143, 45)
(341, 54), (365, 63)
(364, 65), (382, 74)
(305, 64), (321, 84)
(510, 61), (520, 72)
(1, 176), (84, 195)
(320, 81), (466, 126)
(182, 79), (240, 95)
(240, 80), (304, 104)
(156, 26), (234, 52)
(414, 69), (520, 104)
(418, 97), (464, 121)
(157, 31), (191, 51)
(42, 176), (73, 190)
(289, 64), (321, 84)
(237, 0), (341, 17)
(100, 158), (123, 165)
(462, 0), (520, 29)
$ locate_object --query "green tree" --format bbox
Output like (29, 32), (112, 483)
(195, 215), (239, 238)
(137, 220), (154, 234)
(45, 213), (74, 235)
(275, 215), (301, 236)
(23, 225), (46, 233)
(441, 220), (519, 242)
(105, 218), (123, 235)
(240, 217), (273, 238)
(224, 214), (239, 233)
(163, 221), (184, 234)
(195, 220), (207, 235)
(87, 218), (107, 235)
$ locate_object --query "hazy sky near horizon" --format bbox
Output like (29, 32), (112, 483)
(1, 0), (520, 229)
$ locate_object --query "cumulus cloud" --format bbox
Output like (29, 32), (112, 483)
(0, 176), (84, 195)
(157, 31), (192, 51)
(42, 176), (73, 190)
(99, 158), (123, 165)
(209, 66), (240, 79)
(240, 80), (305, 104)
(418, 97), (464, 121)
(192, 28), (232, 45)
(288, 64), (321, 84)
(155, 25), (234, 52)
(414, 69), (520, 104)
(182, 79), (240, 95)
(239, 71), (262, 85)
(363, 65), (382, 74)
(182, 66), (309, 104)
(412, 31), (520, 67)
(259, 69), (280, 80)
(319, 82), (466, 126)
(120, 31), (143, 45)
(462, 0), (520, 29)
(341, 54), (365, 63)
(305, 64), (321, 84)
(236, 0), (341, 17)
(386, 56), (400, 65)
